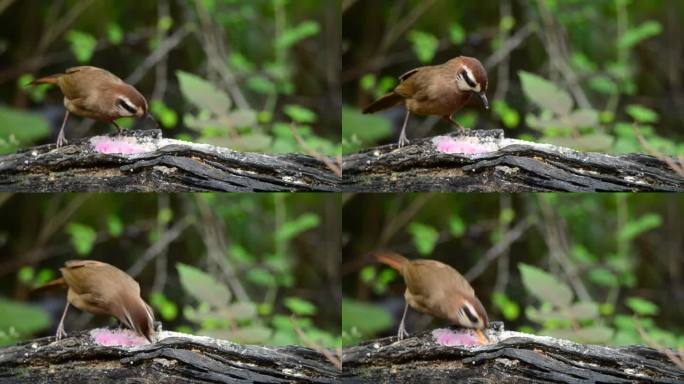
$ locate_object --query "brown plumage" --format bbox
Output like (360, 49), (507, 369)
(42, 260), (156, 342)
(375, 251), (489, 341)
(31, 66), (152, 148)
(363, 56), (489, 148)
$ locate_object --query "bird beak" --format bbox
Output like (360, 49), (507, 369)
(146, 112), (160, 128)
(478, 92), (489, 110)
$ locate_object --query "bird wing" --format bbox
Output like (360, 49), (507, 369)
(60, 67), (123, 100)
(66, 66), (123, 82)
(404, 260), (475, 297)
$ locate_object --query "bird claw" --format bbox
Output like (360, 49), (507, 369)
(56, 134), (68, 148)
(55, 326), (67, 341)
(397, 324), (409, 341)
(397, 133), (410, 148)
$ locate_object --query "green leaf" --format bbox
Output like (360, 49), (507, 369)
(176, 70), (232, 115)
(150, 292), (178, 321)
(65, 30), (97, 63)
(588, 267), (618, 287)
(107, 215), (123, 237)
(449, 23), (465, 45)
(618, 21), (662, 50)
(360, 266), (375, 283)
(284, 297), (317, 316)
(275, 20), (320, 50)
(618, 213), (661, 242)
(518, 263), (573, 307)
(177, 263), (231, 307)
(407, 30), (439, 63)
(283, 104), (317, 123)
(491, 292), (520, 321)
(107, 23), (123, 45)
(626, 104), (659, 123)
(448, 215), (465, 237)
(342, 106), (392, 152)
(246, 267), (276, 287)
(519, 71), (573, 115)
(626, 297), (659, 316)
(565, 302), (599, 321)
(407, 222), (439, 255)
(0, 299), (50, 346)
(17, 266), (33, 284)
(0, 106), (50, 153)
(150, 100), (178, 129)
(342, 298), (392, 343)
(492, 100), (520, 128)
(275, 213), (320, 242)
(225, 302), (257, 321)
(247, 75), (276, 95)
(65, 223), (97, 255)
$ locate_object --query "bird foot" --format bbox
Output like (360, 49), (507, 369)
(55, 325), (67, 341)
(397, 134), (410, 148)
(397, 325), (409, 341)
(56, 134), (68, 148)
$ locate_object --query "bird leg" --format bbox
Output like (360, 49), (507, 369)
(397, 301), (410, 340)
(56, 110), (70, 148)
(111, 120), (124, 135)
(443, 115), (466, 134)
(398, 110), (411, 148)
(55, 301), (70, 340)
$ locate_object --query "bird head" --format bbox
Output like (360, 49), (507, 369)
(455, 57), (489, 110)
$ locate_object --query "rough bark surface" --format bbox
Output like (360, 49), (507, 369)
(342, 130), (684, 192)
(341, 325), (684, 383)
(0, 130), (339, 192)
(0, 330), (338, 383)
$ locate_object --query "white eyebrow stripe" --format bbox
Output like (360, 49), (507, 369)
(118, 96), (137, 113)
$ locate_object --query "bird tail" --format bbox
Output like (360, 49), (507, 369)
(30, 277), (66, 294)
(362, 92), (403, 114)
(374, 250), (409, 274)
(29, 74), (62, 86)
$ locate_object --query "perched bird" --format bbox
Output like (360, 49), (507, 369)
(362, 56), (489, 148)
(30, 66), (155, 148)
(39, 260), (155, 342)
(375, 251), (489, 342)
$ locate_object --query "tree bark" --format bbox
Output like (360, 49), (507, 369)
(341, 325), (684, 383)
(0, 330), (338, 383)
(342, 130), (684, 192)
(0, 130), (339, 192)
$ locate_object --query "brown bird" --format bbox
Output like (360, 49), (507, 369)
(363, 56), (489, 148)
(375, 251), (489, 342)
(40, 260), (155, 342)
(31, 66), (155, 148)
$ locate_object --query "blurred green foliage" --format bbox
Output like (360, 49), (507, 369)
(0, 194), (340, 348)
(343, 194), (684, 349)
(0, 0), (338, 155)
(343, 1), (684, 155)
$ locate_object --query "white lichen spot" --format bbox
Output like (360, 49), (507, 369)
(373, 343), (381, 349)
(31, 343), (38, 349)
(282, 176), (295, 183)
(31, 150), (38, 156)
(373, 150), (381, 157)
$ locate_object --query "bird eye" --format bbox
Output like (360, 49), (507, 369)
(117, 98), (137, 114)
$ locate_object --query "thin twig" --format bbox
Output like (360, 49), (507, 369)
(635, 317), (684, 370)
(290, 124), (341, 177)
(465, 216), (534, 281)
(633, 125), (684, 178)
(290, 315), (342, 371)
